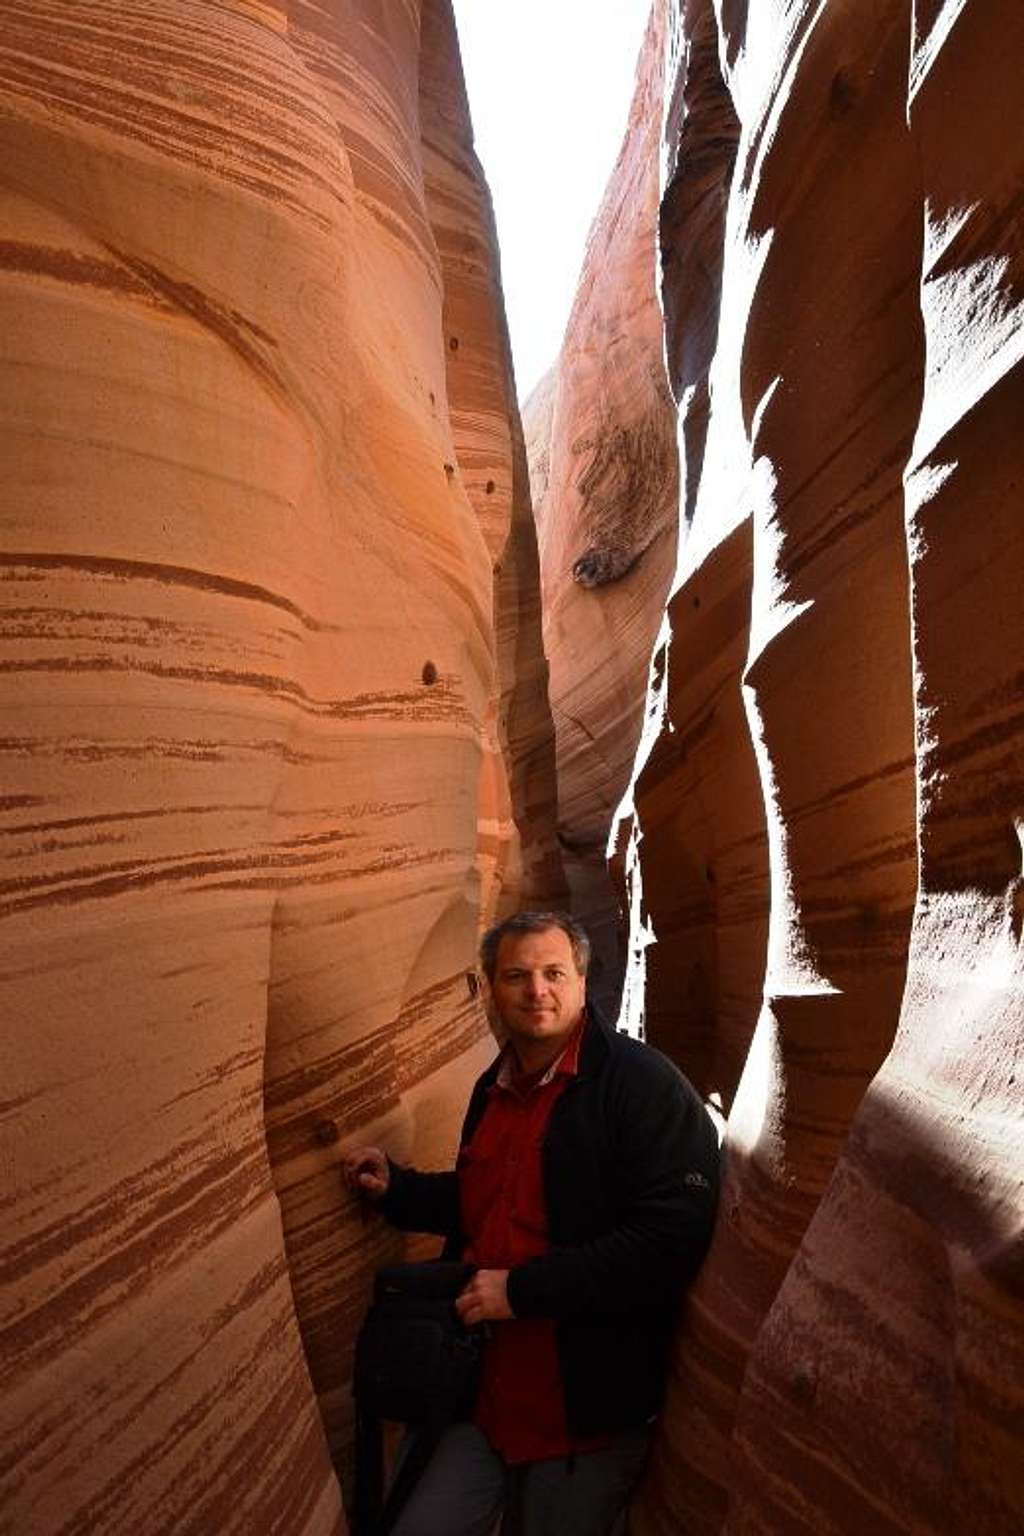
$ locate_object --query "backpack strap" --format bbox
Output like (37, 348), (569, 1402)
(351, 1404), (384, 1536)
(376, 1424), (443, 1536)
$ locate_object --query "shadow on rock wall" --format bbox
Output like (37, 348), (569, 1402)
(621, 0), (1024, 1529)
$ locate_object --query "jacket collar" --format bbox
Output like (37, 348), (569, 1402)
(576, 998), (612, 1079)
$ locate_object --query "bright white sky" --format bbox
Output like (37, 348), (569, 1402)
(450, 1), (652, 402)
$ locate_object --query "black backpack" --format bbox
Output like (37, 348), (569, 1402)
(352, 1261), (484, 1535)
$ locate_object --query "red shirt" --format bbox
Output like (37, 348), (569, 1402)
(458, 1022), (607, 1464)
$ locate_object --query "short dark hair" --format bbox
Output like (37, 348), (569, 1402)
(479, 910), (590, 982)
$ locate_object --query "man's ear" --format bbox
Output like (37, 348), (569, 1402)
(478, 975), (507, 1046)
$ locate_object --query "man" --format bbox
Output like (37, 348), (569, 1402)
(343, 911), (719, 1536)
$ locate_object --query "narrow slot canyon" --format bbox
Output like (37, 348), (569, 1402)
(1, 3), (1021, 1535)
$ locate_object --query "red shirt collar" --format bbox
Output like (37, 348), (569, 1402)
(496, 1012), (587, 1095)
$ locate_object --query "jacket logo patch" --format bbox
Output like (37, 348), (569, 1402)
(685, 1171), (710, 1190)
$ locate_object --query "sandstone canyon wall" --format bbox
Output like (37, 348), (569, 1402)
(419, 0), (565, 924)
(613, 0), (1023, 1531)
(0, 4), (560, 1532)
(524, 1), (678, 1012)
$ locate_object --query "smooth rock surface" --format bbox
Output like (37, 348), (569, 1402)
(620, 0), (1024, 1531)
(524, 0), (678, 1009)
(0, 3), (559, 1531)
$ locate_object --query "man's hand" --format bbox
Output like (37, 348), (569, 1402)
(342, 1146), (390, 1200)
(456, 1268), (514, 1326)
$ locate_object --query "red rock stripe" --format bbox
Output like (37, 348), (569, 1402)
(108, 247), (289, 399)
(0, 240), (172, 307)
(0, 734), (317, 765)
(164, 1048), (264, 1110)
(2, 1144), (266, 1387)
(48, 1303), (332, 1536)
(0, 24), (344, 225)
(6, 5), (332, 136)
(783, 755), (917, 823)
(813, 839), (918, 883)
(784, 436), (917, 583)
(3, 1252), (285, 1501)
(0, 803), (264, 838)
(0, 798), (418, 840)
(922, 706), (1024, 772)
(0, 842), (457, 918)
(0, 828), (355, 897)
(0, 49), (335, 219)
(0, 653), (474, 727)
(0, 1115), (230, 1281)
(265, 976), (488, 1163)
(0, 551), (326, 631)
(0, 830), (435, 914)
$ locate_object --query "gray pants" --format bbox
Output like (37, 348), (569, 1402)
(389, 1422), (649, 1536)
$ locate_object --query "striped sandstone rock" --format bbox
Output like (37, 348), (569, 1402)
(0, 3), (560, 1531)
(619, 1), (1024, 1531)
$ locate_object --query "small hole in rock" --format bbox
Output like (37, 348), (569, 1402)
(791, 1366), (816, 1404)
(422, 660), (438, 685)
(830, 68), (858, 114)
(449, 336), (459, 353)
(485, 480), (496, 495)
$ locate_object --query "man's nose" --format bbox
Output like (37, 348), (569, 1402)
(524, 972), (547, 998)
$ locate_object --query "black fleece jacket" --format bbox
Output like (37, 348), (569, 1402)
(382, 1015), (720, 1437)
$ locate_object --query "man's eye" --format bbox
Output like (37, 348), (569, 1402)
(547, 970), (565, 980)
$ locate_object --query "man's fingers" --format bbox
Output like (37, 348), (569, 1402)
(342, 1146), (389, 1197)
(455, 1269), (511, 1325)
(455, 1281), (481, 1326)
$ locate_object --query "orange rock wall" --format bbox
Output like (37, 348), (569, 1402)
(419, 0), (564, 922)
(0, 3), (559, 1530)
(618, 0), (1024, 1531)
(524, 1), (677, 1008)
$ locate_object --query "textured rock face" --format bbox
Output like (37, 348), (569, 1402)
(419, 0), (565, 923)
(524, 1), (678, 1009)
(621, 0), (1024, 1531)
(0, 4), (559, 1531)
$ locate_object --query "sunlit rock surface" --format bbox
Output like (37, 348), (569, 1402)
(524, 1), (678, 1010)
(623, 0), (1024, 1531)
(0, 3), (560, 1531)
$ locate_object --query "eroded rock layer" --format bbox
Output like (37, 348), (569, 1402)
(419, 0), (565, 923)
(0, 3), (560, 1531)
(619, 0), (1024, 1531)
(524, 1), (678, 1008)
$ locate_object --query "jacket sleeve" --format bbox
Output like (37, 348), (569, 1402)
(379, 1159), (460, 1241)
(506, 1050), (720, 1320)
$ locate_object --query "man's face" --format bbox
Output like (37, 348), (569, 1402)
(488, 926), (586, 1061)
